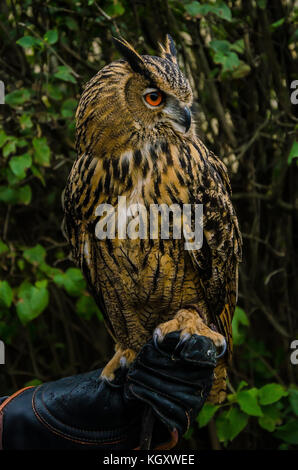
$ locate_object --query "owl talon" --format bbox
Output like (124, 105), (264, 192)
(120, 356), (128, 369)
(153, 327), (163, 347)
(101, 347), (137, 382)
(99, 375), (121, 388)
(215, 336), (227, 359)
(175, 332), (191, 353)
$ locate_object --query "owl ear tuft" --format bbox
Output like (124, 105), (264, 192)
(159, 34), (178, 65)
(112, 36), (145, 74)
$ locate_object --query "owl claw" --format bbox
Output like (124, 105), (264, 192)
(120, 356), (128, 369)
(175, 332), (191, 353)
(215, 336), (227, 359)
(99, 374), (118, 387)
(153, 327), (163, 348)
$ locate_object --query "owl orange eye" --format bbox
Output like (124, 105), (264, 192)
(144, 90), (163, 107)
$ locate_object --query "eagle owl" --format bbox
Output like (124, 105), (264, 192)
(63, 35), (242, 403)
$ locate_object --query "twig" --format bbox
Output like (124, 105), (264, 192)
(235, 113), (270, 160)
(264, 268), (285, 286)
(3, 204), (11, 241)
(208, 419), (221, 450)
(232, 192), (298, 212)
(242, 233), (285, 258)
(245, 344), (286, 386)
(60, 42), (99, 72)
(94, 2), (121, 36)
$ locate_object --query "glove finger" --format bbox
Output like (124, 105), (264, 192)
(126, 383), (188, 437)
(127, 364), (214, 400)
(158, 333), (217, 365)
(136, 334), (217, 370)
(127, 375), (199, 408)
(179, 335), (217, 365)
(128, 352), (216, 386)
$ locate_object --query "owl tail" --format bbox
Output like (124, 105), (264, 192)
(218, 303), (234, 363)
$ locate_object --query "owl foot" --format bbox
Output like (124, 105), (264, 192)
(154, 307), (226, 358)
(101, 347), (136, 382)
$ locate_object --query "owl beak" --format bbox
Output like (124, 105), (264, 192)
(182, 106), (191, 133)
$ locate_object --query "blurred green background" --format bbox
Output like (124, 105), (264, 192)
(0, 0), (297, 450)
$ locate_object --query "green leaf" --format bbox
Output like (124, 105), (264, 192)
(237, 388), (263, 417)
(35, 279), (48, 289)
(212, 2), (232, 22)
(288, 141), (298, 165)
(106, 1), (125, 17)
(258, 404), (282, 432)
(288, 388), (298, 416)
(17, 138), (28, 148)
(54, 66), (76, 84)
(0, 130), (8, 148)
(53, 272), (65, 287)
(270, 18), (285, 30)
(16, 184), (32, 205)
(3, 140), (17, 157)
(23, 244), (46, 265)
(258, 383), (288, 405)
(54, 268), (86, 296)
(76, 294), (101, 320)
(232, 306), (249, 345)
(0, 241), (9, 255)
(230, 39), (245, 54)
(231, 61), (251, 79)
(44, 29), (58, 45)
(19, 114), (33, 130)
(63, 268), (86, 296)
(0, 280), (13, 307)
(18, 259), (25, 271)
(0, 186), (16, 203)
(214, 51), (240, 72)
(16, 281), (49, 324)
(45, 84), (63, 101)
(237, 380), (248, 392)
(16, 35), (40, 48)
(5, 89), (31, 106)
(210, 40), (241, 73)
(216, 407), (248, 442)
(30, 164), (45, 186)
(9, 153), (32, 179)
(185, 2), (214, 17)
(65, 17), (79, 31)
(33, 137), (51, 166)
(275, 420), (298, 444)
(185, 1), (231, 21)
(210, 40), (231, 54)
(197, 403), (219, 427)
(61, 98), (77, 118)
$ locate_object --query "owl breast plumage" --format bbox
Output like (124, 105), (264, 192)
(63, 35), (242, 400)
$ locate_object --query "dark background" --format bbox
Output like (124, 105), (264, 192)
(0, 0), (297, 449)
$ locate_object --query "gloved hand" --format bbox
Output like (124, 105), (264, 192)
(0, 332), (216, 450)
(125, 331), (217, 442)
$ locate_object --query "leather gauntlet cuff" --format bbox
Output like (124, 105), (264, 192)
(0, 370), (176, 450)
(0, 370), (142, 450)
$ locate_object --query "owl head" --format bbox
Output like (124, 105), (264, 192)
(76, 34), (194, 156)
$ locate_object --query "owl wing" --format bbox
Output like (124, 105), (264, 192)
(62, 160), (117, 342)
(187, 146), (242, 358)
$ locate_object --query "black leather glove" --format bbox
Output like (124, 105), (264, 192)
(0, 333), (216, 450)
(125, 332), (217, 441)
